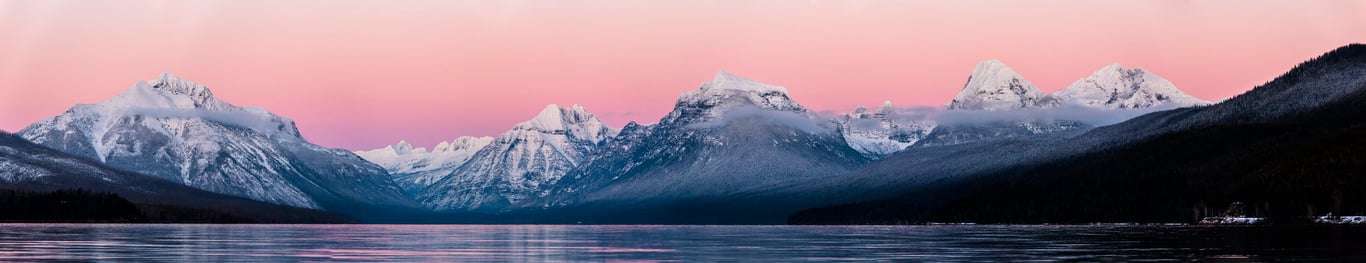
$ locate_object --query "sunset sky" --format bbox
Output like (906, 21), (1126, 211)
(2, 0), (1363, 150)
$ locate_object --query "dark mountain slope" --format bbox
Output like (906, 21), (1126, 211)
(791, 43), (1366, 224)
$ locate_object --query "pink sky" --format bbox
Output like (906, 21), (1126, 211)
(2, 1), (1363, 150)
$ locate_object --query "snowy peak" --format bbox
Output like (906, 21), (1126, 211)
(850, 105), (870, 116)
(948, 60), (1055, 111)
(19, 73), (415, 211)
(682, 70), (798, 107)
(84, 73), (302, 136)
(515, 104), (619, 144)
(357, 137), (494, 163)
(1055, 63), (1210, 109)
(355, 136), (495, 182)
(519, 103), (568, 130)
(838, 101), (936, 158)
(28, 73), (303, 141)
(362, 103), (619, 196)
(390, 140), (419, 155)
(944, 60), (1207, 111)
(1099, 62), (1124, 72)
(434, 136), (495, 153)
(522, 104), (577, 131)
(875, 100), (899, 117)
(101, 81), (186, 109)
(151, 72), (215, 100)
(98, 73), (230, 111)
(416, 104), (620, 211)
(706, 70), (790, 94)
(667, 70), (807, 124)
(847, 101), (898, 119)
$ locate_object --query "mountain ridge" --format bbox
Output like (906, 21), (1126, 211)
(521, 71), (869, 223)
(18, 43), (1343, 224)
(415, 104), (619, 212)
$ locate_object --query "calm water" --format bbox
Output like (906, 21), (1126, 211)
(1, 224), (1364, 262)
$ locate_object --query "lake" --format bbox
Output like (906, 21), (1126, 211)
(1, 224), (1363, 261)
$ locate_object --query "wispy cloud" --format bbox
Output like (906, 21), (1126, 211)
(125, 108), (290, 134)
(688, 106), (829, 134)
(822, 103), (1185, 128)
(933, 104), (1184, 126)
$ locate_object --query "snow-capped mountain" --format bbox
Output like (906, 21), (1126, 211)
(916, 60), (1212, 148)
(354, 137), (493, 192)
(837, 101), (936, 159)
(416, 104), (618, 212)
(919, 60), (1083, 147)
(1054, 63), (1210, 109)
(948, 59), (1059, 111)
(0, 131), (352, 222)
(18, 73), (417, 212)
(537, 71), (868, 222)
(664, 70), (808, 121)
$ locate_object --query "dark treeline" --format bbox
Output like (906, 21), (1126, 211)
(919, 119), (1366, 224)
(0, 188), (252, 223)
(0, 189), (140, 222)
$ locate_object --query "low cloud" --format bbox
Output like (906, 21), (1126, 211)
(124, 108), (290, 134)
(933, 104), (1183, 126)
(822, 103), (1186, 128)
(818, 106), (939, 120)
(689, 106), (829, 134)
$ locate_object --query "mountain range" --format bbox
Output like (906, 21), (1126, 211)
(528, 71), (869, 223)
(415, 104), (618, 212)
(8, 44), (1361, 224)
(358, 62), (1206, 222)
(353, 137), (492, 193)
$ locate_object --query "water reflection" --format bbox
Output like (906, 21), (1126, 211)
(0, 224), (1363, 261)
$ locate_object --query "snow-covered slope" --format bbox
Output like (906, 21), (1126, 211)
(416, 104), (618, 212)
(664, 70), (807, 122)
(0, 131), (127, 185)
(1054, 63), (1210, 109)
(837, 101), (936, 158)
(0, 131), (354, 222)
(535, 71), (868, 222)
(354, 137), (493, 192)
(18, 73), (418, 212)
(948, 60), (1059, 111)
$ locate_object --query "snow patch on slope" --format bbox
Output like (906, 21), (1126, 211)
(355, 137), (494, 191)
(837, 101), (937, 158)
(948, 60), (1057, 111)
(417, 104), (619, 211)
(668, 70), (807, 123)
(688, 106), (828, 134)
(1054, 63), (1210, 109)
